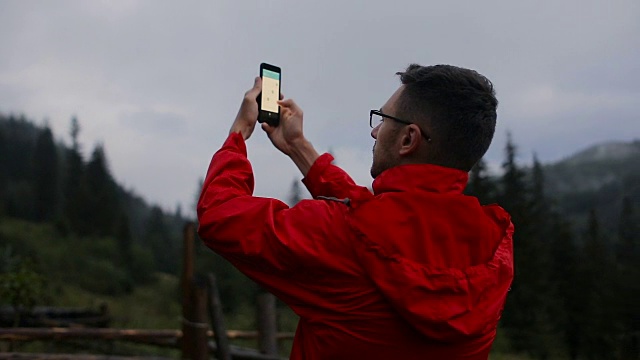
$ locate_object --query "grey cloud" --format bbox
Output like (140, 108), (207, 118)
(1, 0), (638, 210)
(119, 110), (188, 137)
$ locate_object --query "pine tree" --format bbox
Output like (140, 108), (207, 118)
(579, 209), (617, 359)
(63, 117), (87, 233)
(465, 158), (496, 204)
(193, 177), (204, 221)
(175, 203), (183, 220)
(33, 126), (59, 222)
(84, 144), (120, 236)
(499, 134), (553, 357)
(144, 206), (177, 274)
(287, 178), (302, 206)
(69, 116), (80, 151)
(116, 212), (134, 286)
(531, 154), (545, 211)
(527, 154), (561, 358)
(616, 197), (640, 359)
(499, 133), (529, 227)
(548, 217), (582, 359)
(2, 115), (38, 219)
(0, 124), (6, 215)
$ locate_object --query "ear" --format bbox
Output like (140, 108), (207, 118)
(398, 124), (422, 156)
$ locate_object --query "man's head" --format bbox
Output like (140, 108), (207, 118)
(370, 64), (498, 178)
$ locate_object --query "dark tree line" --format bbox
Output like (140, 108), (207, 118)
(464, 134), (639, 359)
(0, 114), (183, 290)
(2, 112), (638, 357)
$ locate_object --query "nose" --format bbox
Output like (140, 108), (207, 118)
(371, 125), (379, 139)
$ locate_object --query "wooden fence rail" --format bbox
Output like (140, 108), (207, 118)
(1, 222), (293, 359)
(0, 328), (295, 342)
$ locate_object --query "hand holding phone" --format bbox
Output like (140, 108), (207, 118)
(257, 63), (281, 127)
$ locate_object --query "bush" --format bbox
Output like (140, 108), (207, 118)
(0, 248), (45, 325)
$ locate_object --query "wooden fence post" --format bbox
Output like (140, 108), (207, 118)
(181, 222), (195, 299)
(257, 293), (278, 356)
(207, 273), (232, 360)
(181, 222), (194, 359)
(181, 222), (209, 360)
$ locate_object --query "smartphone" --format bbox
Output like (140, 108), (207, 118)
(257, 63), (281, 126)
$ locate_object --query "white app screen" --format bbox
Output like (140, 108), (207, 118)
(261, 69), (280, 113)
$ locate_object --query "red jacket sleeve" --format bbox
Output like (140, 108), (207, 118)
(302, 153), (371, 200)
(196, 133), (352, 284)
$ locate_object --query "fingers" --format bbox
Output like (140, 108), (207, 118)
(245, 77), (262, 99)
(279, 106), (292, 120)
(261, 122), (274, 134)
(277, 98), (302, 114)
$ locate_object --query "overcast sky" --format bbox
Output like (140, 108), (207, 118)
(1, 0), (638, 215)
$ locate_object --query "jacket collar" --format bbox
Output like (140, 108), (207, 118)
(372, 163), (469, 195)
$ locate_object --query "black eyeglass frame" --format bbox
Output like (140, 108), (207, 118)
(369, 109), (432, 142)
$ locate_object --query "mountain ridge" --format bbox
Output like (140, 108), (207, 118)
(554, 139), (640, 167)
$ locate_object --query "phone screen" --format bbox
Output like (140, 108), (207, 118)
(261, 69), (280, 113)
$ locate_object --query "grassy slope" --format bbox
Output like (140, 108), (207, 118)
(1, 218), (539, 358)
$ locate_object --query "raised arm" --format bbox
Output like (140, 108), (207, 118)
(197, 78), (360, 298)
(261, 98), (371, 199)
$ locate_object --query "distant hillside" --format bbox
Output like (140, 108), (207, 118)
(0, 113), (186, 277)
(0, 112), (257, 309)
(542, 140), (640, 233)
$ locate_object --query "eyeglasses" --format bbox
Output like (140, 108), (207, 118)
(369, 109), (432, 142)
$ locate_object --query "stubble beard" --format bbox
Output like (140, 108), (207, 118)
(370, 141), (381, 179)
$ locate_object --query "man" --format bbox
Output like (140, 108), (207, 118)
(197, 64), (514, 359)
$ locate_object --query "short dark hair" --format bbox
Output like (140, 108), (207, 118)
(395, 64), (498, 171)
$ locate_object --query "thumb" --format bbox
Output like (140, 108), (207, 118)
(247, 77), (262, 98)
(261, 122), (275, 134)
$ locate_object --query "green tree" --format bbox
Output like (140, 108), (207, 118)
(499, 133), (530, 350)
(84, 144), (120, 236)
(115, 212), (135, 292)
(144, 206), (177, 274)
(117, 213), (134, 270)
(530, 154), (545, 210)
(464, 158), (496, 204)
(579, 209), (617, 359)
(548, 218), (582, 359)
(499, 133), (528, 218)
(0, 249), (45, 326)
(63, 117), (87, 234)
(33, 126), (60, 222)
(2, 115), (37, 219)
(69, 116), (80, 151)
(526, 154), (560, 358)
(0, 124), (6, 214)
(499, 134), (554, 358)
(287, 178), (302, 206)
(616, 197), (640, 359)
(193, 177), (204, 220)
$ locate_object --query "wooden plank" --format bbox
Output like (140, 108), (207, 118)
(0, 354), (172, 360)
(0, 348), (278, 360)
(188, 277), (210, 360)
(0, 328), (180, 341)
(180, 222), (209, 360)
(0, 328), (294, 342)
(207, 274), (231, 360)
(0, 306), (106, 317)
(0, 305), (110, 328)
(256, 293), (278, 356)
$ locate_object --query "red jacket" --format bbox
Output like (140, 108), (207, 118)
(197, 133), (514, 360)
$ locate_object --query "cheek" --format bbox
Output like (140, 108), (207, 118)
(377, 127), (395, 149)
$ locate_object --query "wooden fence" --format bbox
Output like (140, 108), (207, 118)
(0, 222), (294, 359)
